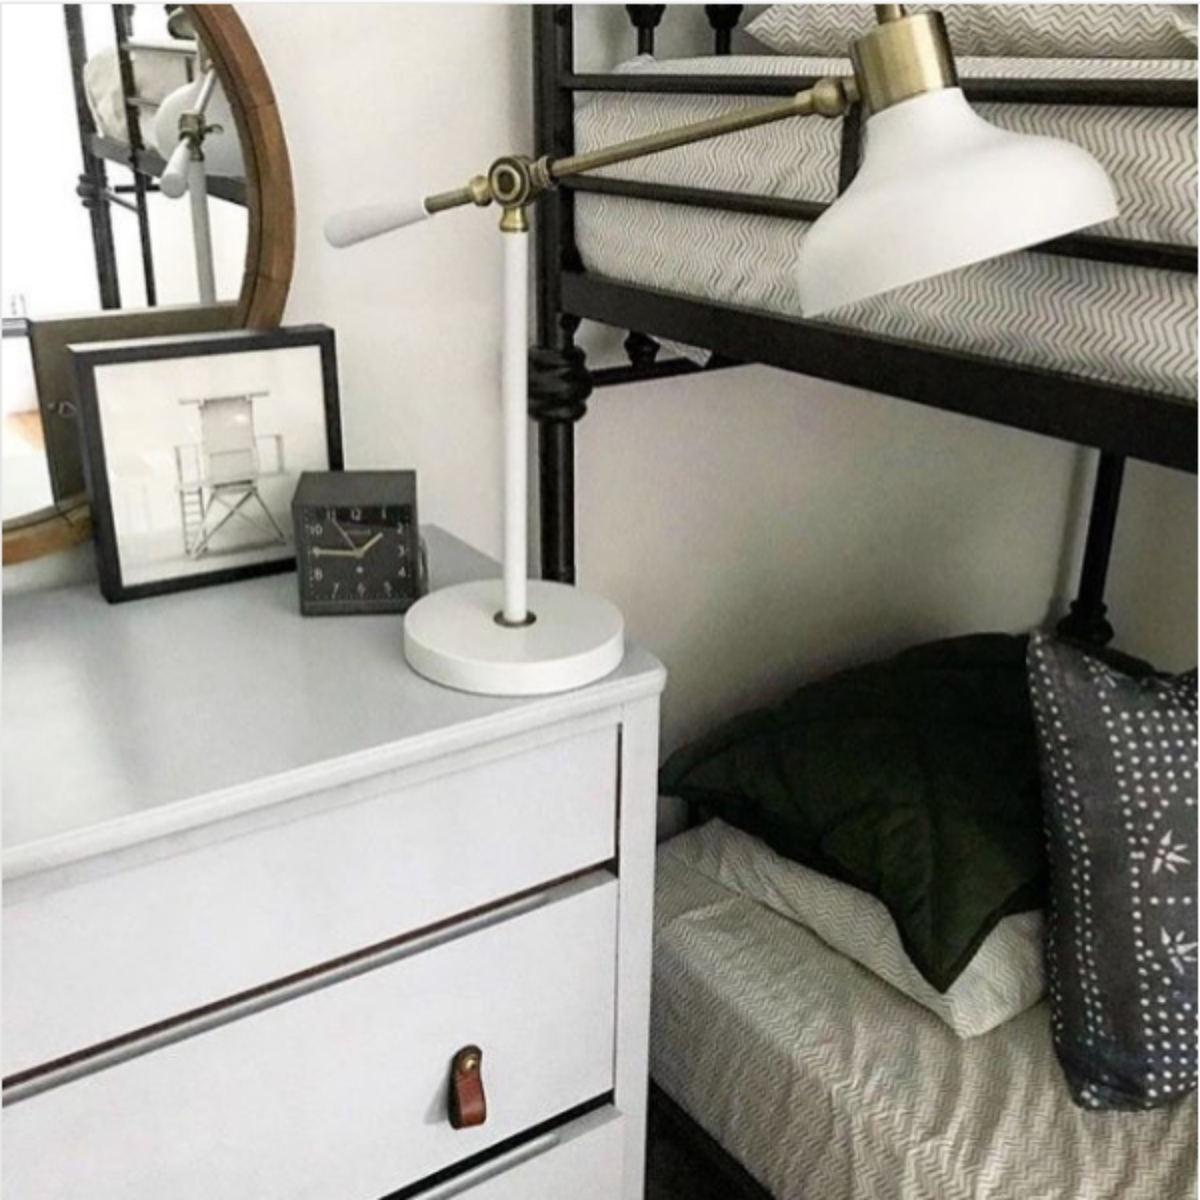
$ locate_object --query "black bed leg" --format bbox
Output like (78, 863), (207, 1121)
(1057, 452), (1127, 647)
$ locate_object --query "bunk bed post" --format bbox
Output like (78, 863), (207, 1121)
(704, 6), (745, 56)
(112, 4), (158, 307)
(531, 5), (592, 585)
(1056, 451), (1127, 647)
(626, 5), (667, 56)
(64, 6), (121, 310)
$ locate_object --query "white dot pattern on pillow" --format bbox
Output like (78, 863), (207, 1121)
(1028, 635), (1198, 1110)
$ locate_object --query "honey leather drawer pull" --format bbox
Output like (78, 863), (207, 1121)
(449, 1045), (487, 1129)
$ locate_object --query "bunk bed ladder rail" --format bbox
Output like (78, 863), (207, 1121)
(1056, 452), (1126, 647)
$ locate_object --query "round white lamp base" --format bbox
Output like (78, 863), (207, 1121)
(404, 579), (625, 696)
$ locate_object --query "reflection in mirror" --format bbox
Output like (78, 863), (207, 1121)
(1, 3), (249, 525)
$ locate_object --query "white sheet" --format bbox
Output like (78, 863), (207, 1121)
(652, 831), (1198, 1200)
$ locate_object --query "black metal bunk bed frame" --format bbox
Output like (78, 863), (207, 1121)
(62, 4), (245, 314)
(529, 4), (1197, 657)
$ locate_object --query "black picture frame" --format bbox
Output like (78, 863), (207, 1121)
(72, 324), (343, 603)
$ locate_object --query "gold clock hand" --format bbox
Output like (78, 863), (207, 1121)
(312, 547), (360, 559)
(356, 532), (385, 558)
(331, 516), (359, 551)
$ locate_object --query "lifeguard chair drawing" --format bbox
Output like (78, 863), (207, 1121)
(174, 392), (288, 558)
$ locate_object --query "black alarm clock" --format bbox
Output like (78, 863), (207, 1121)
(291, 471), (423, 615)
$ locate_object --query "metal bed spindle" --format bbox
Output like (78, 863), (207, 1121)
(705, 5), (744, 55)
(64, 6), (121, 310)
(112, 4), (159, 306)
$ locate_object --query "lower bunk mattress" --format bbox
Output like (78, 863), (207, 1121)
(575, 55), (1198, 400)
(651, 826), (1198, 1200)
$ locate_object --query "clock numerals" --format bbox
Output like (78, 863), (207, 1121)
(299, 503), (419, 614)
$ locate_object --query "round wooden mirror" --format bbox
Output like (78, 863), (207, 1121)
(2, 4), (294, 566)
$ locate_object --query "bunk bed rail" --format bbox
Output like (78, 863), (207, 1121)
(529, 4), (1198, 649)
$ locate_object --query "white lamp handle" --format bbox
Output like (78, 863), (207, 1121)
(161, 139), (192, 199)
(324, 198), (431, 248)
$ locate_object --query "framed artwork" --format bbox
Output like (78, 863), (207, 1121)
(71, 324), (343, 602)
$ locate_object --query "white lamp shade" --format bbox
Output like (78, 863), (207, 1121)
(796, 88), (1119, 316)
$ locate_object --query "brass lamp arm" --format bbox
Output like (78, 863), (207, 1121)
(549, 77), (855, 181)
(420, 76), (857, 220)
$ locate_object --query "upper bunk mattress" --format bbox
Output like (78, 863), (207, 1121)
(574, 56), (1198, 401)
(651, 827), (1198, 1200)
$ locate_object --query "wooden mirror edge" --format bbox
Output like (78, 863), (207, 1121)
(3, 495), (93, 566)
(192, 5), (295, 330)
(2, 3), (295, 567)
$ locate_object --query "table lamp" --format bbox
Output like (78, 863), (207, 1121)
(326, 5), (1117, 697)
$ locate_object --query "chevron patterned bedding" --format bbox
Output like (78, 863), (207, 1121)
(651, 831), (1199, 1200)
(574, 55), (1198, 400)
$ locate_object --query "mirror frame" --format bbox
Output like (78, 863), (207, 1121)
(2, 4), (295, 566)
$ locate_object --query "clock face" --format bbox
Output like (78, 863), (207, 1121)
(298, 503), (419, 613)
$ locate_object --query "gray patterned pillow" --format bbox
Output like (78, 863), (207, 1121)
(746, 5), (1199, 60)
(1028, 636), (1197, 1110)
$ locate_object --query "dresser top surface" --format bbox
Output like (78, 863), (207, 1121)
(3, 529), (664, 878)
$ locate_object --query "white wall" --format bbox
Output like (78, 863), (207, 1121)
(238, 2), (531, 560)
(9, 4), (1196, 757)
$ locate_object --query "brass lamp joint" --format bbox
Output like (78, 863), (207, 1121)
(178, 109), (221, 152)
(425, 175), (492, 215)
(488, 156), (541, 233)
(488, 156), (543, 210)
(499, 206), (530, 234)
(850, 10), (957, 115)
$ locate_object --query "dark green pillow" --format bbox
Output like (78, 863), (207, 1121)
(660, 634), (1047, 992)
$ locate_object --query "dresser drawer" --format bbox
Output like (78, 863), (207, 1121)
(417, 1108), (624, 1200)
(4, 875), (617, 1200)
(4, 724), (618, 1077)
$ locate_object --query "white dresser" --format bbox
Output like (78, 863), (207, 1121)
(2, 529), (665, 1200)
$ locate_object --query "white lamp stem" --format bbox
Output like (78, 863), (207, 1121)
(502, 222), (528, 625)
(189, 155), (217, 305)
